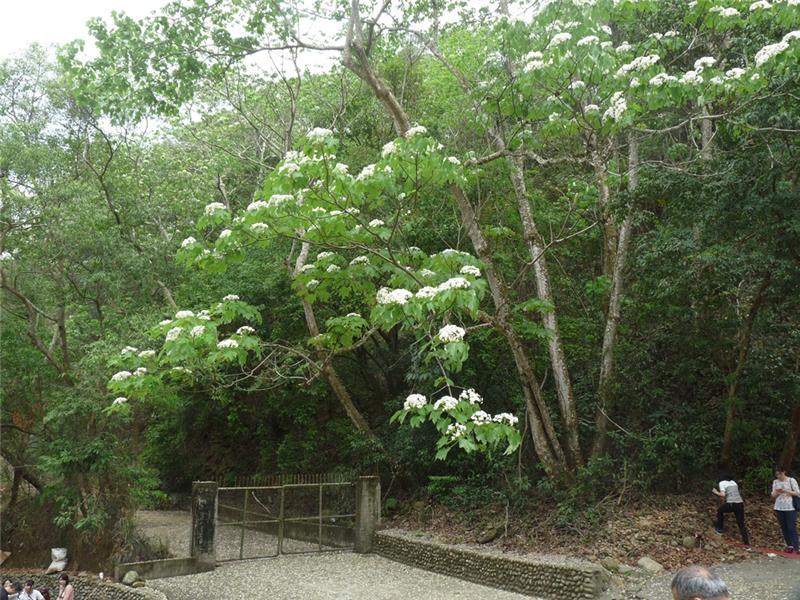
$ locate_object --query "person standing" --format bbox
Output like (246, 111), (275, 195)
(55, 576), (73, 600)
(712, 478), (750, 545)
(2, 579), (13, 600)
(18, 580), (44, 600)
(771, 467), (800, 553)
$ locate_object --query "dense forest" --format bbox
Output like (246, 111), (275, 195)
(2, 0), (800, 562)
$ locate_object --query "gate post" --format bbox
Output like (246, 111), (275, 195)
(191, 481), (218, 565)
(354, 476), (380, 553)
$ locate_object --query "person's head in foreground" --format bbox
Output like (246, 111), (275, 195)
(671, 566), (730, 600)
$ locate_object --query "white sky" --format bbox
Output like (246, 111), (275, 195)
(1, 0), (169, 59)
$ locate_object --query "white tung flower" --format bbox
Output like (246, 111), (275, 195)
(368, 219), (385, 228)
(405, 125), (428, 137)
(434, 395), (459, 411)
(299, 264), (316, 274)
(616, 54), (660, 76)
(549, 32), (572, 47)
(317, 251), (334, 260)
(267, 194), (293, 208)
(166, 327), (183, 341)
(649, 73), (678, 86)
(111, 370), (132, 382)
(459, 265), (481, 277)
(447, 422), (467, 440)
(725, 67), (746, 79)
(749, 0), (771, 10)
(237, 326), (255, 335)
(218, 229), (232, 239)
(349, 256), (369, 266)
(251, 223), (269, 232)
(630, 77), (641, 88)
(217, 339), (239, 349)
(134, 367), (148, 376)
(112, 397), (128, 406)
(577, 35), (599, 46)
(198, 310), (212, 321)
(438, 324), (466, 343)
(307, 127), (334, 141)
(680, 70), (703, 85)
(223, 294), (240, 301)
(755, 42), (788, 66)
(470, 410), (492, 425)
(709, 6), (740, 17)
(601, 25), (612, 36)
(420, 268), (436, 278)
(585, 104), (600, 113)
(278, 162), (300, 175)
(694, 56), (717, 72)
(159, 319), (173, 326)
(446, 156), (461, 165)
(175, 310), (195, 319)
(783, 31), (800, 43)
(326, 264), (341, 273)
(190, 325), (206, 337)
(357, 164), (376, 181)
(181, 237), (196, 248)
(204, 202), (226, 215)
(568, 80), (585, 91)
(615, 42), (633, 53)
(247, 200), (269, 212)
(459, 389), (483, 405)
(404, 393), (427, 410)
(603, 91), (627, 122)
(381, 141), (397, 157)
(376, 287), (413, 305)
(415, 286), (440, 299)
(333, 163), (349, 175)
(437, 277), (471, 291)
(121, 346), (138, 355)
(306, 279), (320, 289)
(493, 412), (519, 426)
(138, 350), (156, 358)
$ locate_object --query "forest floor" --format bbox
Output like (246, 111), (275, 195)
(386, 492), (790, 570)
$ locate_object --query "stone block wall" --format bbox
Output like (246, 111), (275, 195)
(0, 573), (166, 600)
(374, 530), (610, 600)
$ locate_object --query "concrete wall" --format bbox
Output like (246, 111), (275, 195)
(114, 557), (215, 581)
(374, 530), (610, 600)
(0, 573), (166, 600)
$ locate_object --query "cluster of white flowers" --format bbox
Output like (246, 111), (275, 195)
(568, 80), (585, 91)
(190, 325), (206, 337)
(159, 319), (172, 326)
(217, 339), (239, 349)
(251, 223), (269, 232)
(405, 125), (428, 137)
(470, 410), (492, 425)
(278, 161), (300, 175)
(615, 41), (633, 53)
(446, 156), (461, 165)
(663, 30), (679, 38)
(181, 237), (196, 248)
(316, 251), (333, 261)
(376, 287), (414, 305)
(433, 395), (459, 411)
(204, 202), (226, 216)
(306, 279), (320, 289)
(784, 31), (800, 43)
(420, 269), (436, 278)
(134, 367), (147, 376)
(438, 277), (471, 291)
(247, 200), (269, 212)
(680, 70), (704, 85)
(381, 141), (397, 157)
(523, 57), (548, 72)
(440, 249), (472, 257)
(725, 67), (746, 79)
(750, 0), (771, 9)
(237, 326), (255, 335)
(223, 294), (240, 301)
(459, 388), (483, 404)
(603, 91), (627, 122)
(112, 397), (128, 406)
(368, 219), (385, 228)
(650, 73), (678, 86)
(447, 422), (467, 441)
(630, 77), (641, 88)
(709, 5), (740, 17)
(616, 54), (660, 77)
(493, 413), (519, 425)
(755, 41), (789, 66)
(175, 310), (194, 319)
(326, 264), (341, 273)
(267, 194), (293, 209)
(171, 366), (192, 374)
(349, 256), (369, 266)
(166, 327), (183, 341)
(357, 164), (376, 181)
(306, 127), (333, 141)
(415, 286), (439, 299)
(694, 56), (717, 72)
(404, 393), (427, 410)
(549, 32), (572, 47)
(333, 163), (349, 175)
(459, 265), (481, 277)
(577, 35), (599, 46)
(121, 346), (138, 355)
(198, 310), (211, 321)
(112, 370), (132, 381)
(438, 324), (466, 343)
(138, 350), (156, 358)
(218, 229), (232, 240)
(584, 104), (600, 113)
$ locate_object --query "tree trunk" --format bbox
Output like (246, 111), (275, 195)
(780, 405), (800, 472)
(720, 271), (771, 466)
(591, 133), (637, 459)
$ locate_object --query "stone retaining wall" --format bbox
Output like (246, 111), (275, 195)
(373, 530), (610, 600)
(0, 573), (166, 600)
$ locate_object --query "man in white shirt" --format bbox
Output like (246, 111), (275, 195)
(712, 478), (750, 545)
(18, 581), (43, 600)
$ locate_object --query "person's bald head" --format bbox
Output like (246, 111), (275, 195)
(671, 566), (731, 600)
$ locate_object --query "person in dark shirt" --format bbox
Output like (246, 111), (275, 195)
(2, 578), (15, 600)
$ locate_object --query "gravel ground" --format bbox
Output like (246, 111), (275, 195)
(147, 552), (538, 600)
(627, 557), (800, 600)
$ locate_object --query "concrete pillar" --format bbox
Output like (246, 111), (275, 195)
(354, 475), (380, 553)
(190, 481), (218, 564)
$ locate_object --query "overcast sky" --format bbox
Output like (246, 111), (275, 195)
(1, 0), (169, 59)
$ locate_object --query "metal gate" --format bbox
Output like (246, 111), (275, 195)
(215, 474), (356, 561)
